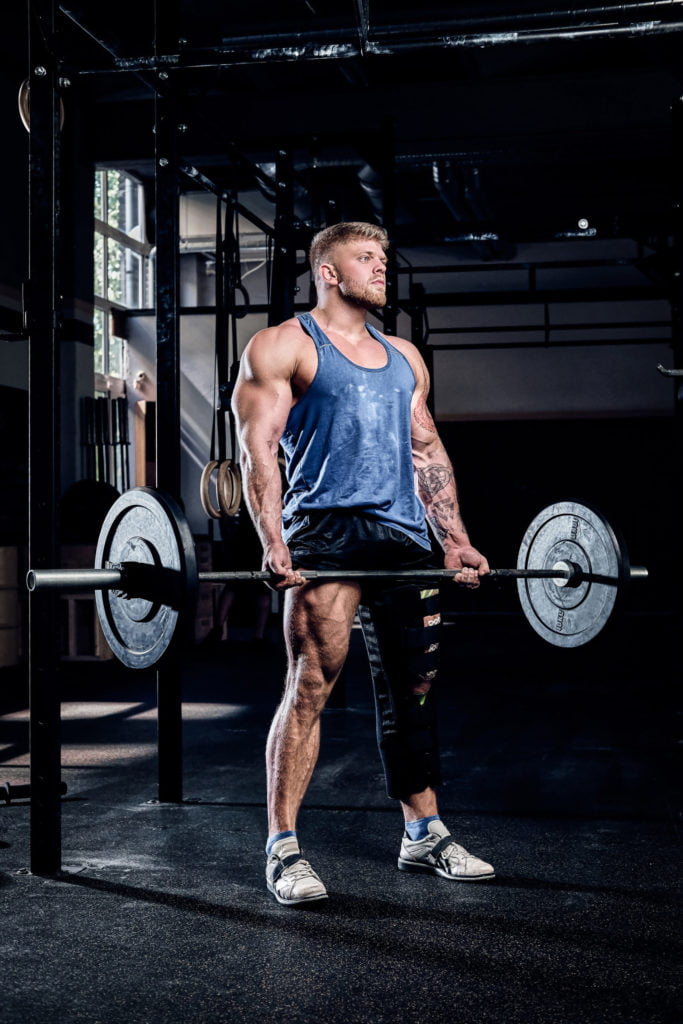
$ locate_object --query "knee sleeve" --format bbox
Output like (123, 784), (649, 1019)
(358, 585), (442, 801)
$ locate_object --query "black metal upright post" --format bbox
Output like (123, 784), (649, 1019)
(154, 2), (183, 802)
(268, 151), (297, 326)
(27, 0), (63, 874)
(380, 124), (398, 337)
(670, 95), (683, 624)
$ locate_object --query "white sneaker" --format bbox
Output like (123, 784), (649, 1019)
(266, 836), (328, 906)
(398, 819), (495, 881)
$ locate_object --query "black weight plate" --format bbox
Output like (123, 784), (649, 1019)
(516, 500), (627, 648)
(94, 488), (197, 669)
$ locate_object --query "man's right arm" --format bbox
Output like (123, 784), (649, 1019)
(231, 327), (305, 588)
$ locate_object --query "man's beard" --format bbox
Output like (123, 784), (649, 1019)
(338, 276), (386, 310)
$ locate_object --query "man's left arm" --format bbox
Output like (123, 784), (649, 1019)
(408, 356), (489, 584)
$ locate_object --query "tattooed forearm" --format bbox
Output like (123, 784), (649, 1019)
(428, 499), (460, 545)
(417, 464), (452, 497)
(427, 513), (450, 543)
(420, 470), (469, 549)
(432, 498), (455, 516)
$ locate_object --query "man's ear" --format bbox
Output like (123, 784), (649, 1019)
(320, 262), (338, 284)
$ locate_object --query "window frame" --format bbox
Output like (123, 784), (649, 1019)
(94, 168), (154, 381)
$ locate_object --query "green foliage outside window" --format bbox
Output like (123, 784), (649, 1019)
(94, 168), (152, 384)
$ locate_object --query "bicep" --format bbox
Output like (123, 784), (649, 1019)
(233, 381), (290, 454)
(232, 335), (293, 452)
(408, 354), (439, 453)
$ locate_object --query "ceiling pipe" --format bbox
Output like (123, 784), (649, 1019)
(182, 21), (683, 65)
(68, 2), (683, 73)
(211, 2), (683, 50)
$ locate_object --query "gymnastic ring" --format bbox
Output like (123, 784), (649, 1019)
(199, 460), (221, 520)
(217, 459), (242, 517)
(216, 460), (234, 515)
(230, 466), (242, 515)
(18, 79), (65, 133)
(226, 464), (242, 516)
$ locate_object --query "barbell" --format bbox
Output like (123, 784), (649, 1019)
(26, 487), (647, 668)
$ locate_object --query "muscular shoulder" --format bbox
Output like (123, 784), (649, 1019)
(242, 317), (308, 382)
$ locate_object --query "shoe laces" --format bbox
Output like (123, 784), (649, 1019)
(438, 839), (468, 863)
(281, 855), (317, 882)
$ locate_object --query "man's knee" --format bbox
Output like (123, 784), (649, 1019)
(281, 667), (325, 717)
(284, 649), (347, 718)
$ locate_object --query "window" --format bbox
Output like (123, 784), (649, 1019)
(93, 168), (153, 384)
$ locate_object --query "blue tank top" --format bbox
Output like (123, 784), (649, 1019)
(281, 312), (431, 549)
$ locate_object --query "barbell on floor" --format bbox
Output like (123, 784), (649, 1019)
(26, 487), (647, 667)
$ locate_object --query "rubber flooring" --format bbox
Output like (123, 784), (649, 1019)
(0, 610), (680, 1024)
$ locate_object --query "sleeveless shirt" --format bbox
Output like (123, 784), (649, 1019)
(280, 312), (431, 550)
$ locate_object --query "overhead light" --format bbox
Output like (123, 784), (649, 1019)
(577, 217), (590, 230)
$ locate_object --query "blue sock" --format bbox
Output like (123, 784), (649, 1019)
(405, 815), (441, 840)
(266, 830), (297, 856)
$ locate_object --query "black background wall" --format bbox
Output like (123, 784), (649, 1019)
(438, 416), (679, 617)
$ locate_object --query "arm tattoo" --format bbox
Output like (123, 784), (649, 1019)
(414, 398), (437, 434)
(427, 513), (450, 543)
(427, 499), (457, 545)
(417, 464), (452, 497)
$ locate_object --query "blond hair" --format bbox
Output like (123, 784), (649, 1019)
(308, 222), (389, 277)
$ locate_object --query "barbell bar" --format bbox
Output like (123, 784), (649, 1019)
(26, 487), (647, 667)
(202, 566), (648, 585)
(27, 564), (641, 590)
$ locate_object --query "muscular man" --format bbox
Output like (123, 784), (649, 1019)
(232, 221), (494, 906)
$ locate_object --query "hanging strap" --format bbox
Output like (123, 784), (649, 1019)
(213, 194), (228, 462)
(221, 194), (250, 456)
(202, 194), (251, 523)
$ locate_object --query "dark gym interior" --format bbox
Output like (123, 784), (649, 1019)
(0, 3), (681, 1022)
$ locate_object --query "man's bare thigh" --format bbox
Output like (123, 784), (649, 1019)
(283, 581), (361, 680)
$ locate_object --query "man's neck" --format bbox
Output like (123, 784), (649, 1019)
(310, 297), (373, 342)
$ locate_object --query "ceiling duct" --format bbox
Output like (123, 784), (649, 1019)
(357, 163), (385, 222)
(432, 161), (515, 260)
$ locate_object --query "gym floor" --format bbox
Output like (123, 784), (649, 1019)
(0, 605), (680, 1024)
